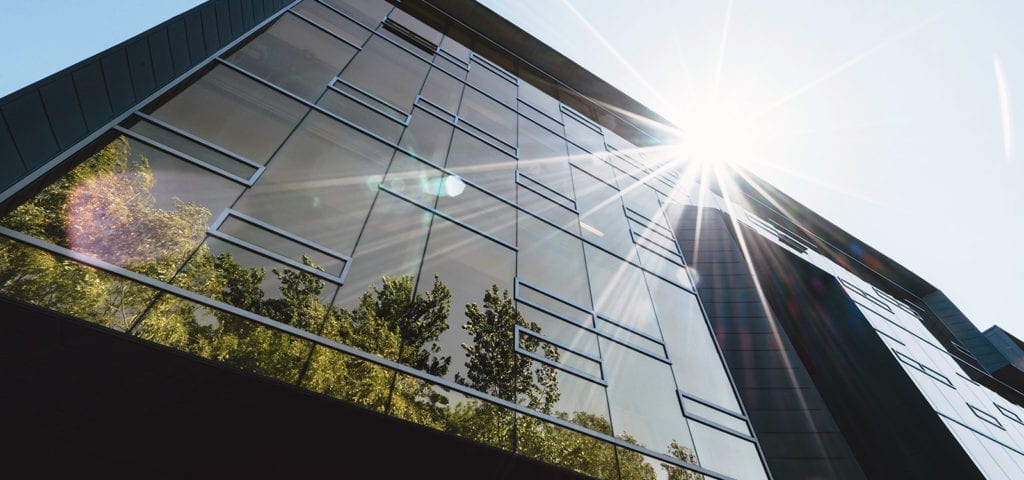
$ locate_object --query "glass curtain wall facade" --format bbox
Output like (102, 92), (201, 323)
(0, 1), (769, 479)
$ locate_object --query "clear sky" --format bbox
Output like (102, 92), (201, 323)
(2, 1), (1022, 339)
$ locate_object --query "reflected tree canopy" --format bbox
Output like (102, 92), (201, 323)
(0, 136), (702, 479)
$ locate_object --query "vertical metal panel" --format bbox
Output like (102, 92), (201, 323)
(200, 4), (221, 53)
(167, 19), (192, 75)
(39, 76), (87, 149)
(1, 92), (59, 169)
(71, 62), (113, 130)
(101, 50), (136, 111)
(185, 10), (207, 62)
(0, 114), (26, 189)
(229, 0), (245, 37)
(149, 29), (175, 85)
(241, 0), (256, 30)
(215, 0), (233, 46)
(127, 38), (157, 98)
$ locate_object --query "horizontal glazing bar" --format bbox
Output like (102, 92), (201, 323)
(289, 8), (365, 50)
(113, 126), (257, 187)
(377, 185), (517, 252)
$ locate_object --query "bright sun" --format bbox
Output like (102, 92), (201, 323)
(671, 102), (759, 168)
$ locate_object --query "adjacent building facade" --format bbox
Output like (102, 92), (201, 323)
(1, 1), (1023, 479)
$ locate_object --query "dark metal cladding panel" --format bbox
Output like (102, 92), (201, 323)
(240, 0), (256, 30)
(229, 0), (245, 37)
(39, 76), (87, 149)
(149, 29), (175, 85)
(200, 4), (221, 53)
(2, 92), (58, 169)
(100, 50), (136, 111)
(185, 10), (207, 63)
(127, 38), (157, 98)
(0, 114), (26, 189)
(71, 62), (113, 130)
(215, 0), (232, 46)
(167, 18), (192, 75)
(923, 291), (1006, 373)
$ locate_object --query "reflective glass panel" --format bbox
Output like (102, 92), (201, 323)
(518, 214), (591, 308)
(445, 129), (516, 202)
(340, 35), (429, 112)
(151, 64), (308, 164)
(228, 13), (357, 101)
(649, 273), (741, 412)
(336, 192), (431, 309)
(458, 87), (516, 147)
(518, 115), (573, 197)
(317, 88), (404, 143)
(585, 245), (660, 338)
(292, 0), (371, 46)
(1, 135), (243, 282)
(417, 216), (515, 383)
(232, 111), (394, 256)
(400, 108), (454, 166)
(688, 420), (767, 480)
(127, 118), (258, 180)
(320, 0), (392, 28)
(516, 413), (618, 480)
(574, 168), (635, 258)
(601, 338), (697, 460)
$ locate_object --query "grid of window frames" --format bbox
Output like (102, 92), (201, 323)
(0, 1), (768, 479)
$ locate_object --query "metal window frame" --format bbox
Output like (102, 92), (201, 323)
(514, 325), (606, 386)
(209, 208), (352, 283)
(678, 390), (755, 441)
(893, 349), (955, 389)
(968, 403), (1006, 431)
(113, 124), (262, 187)
(515, 170), (577, 213)
(329, 77), (410, 124)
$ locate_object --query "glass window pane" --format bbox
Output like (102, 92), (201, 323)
(292, 0), (371, 46)
(516, 413), (618, 480)
(518, 214), (591, 308)
(400, 108), (454, 166)
(317, 88), (404, 143)
(301, 345), (393, 412)
(564, 112), (605, 154)
(596, 319), (666, 359)
(518, 332), (602, 379)
(232, 111), (394, 256)
(321, 0), (392, 28)
(0, 239), (160, 333)
(336, 192), (431, 309)
(420, 67), (464, 115)
(446, 129), (516, 202)
(467, 58), (516, 107)
(519, 357), (609, 429)
(636, 247), (691, 289)
(518, 302), (600, 358)
(688, 421), (768, 480)
(518, 115), (573, 197)
(573, 167), (635, 258)
(440, 35), (471, 63)
(386, 9), (443, 48)
(151, 64), (308, 164)
(517, 281), (594, 328)
(682, 399), (750, 436)
(127, 118), (258, 180)
(458, 87), (516, 147)
(340, 35), (429, 112)
(383, 151), (443, 207)
(217, 214), (346, 277)
(173, 237), (339, 314)
(434, 174), (516, 245)
(648, 273), (741, 413)
(517, 184), (579, 234)
(135, 294), (315, 384)
(2, 135), (243, 282)
(228, 13), (357, 101)
(585, 245), (660, 338)
(418, 216), (515, 384)
(601, 338), (697, 460)
(518, 79), (561, 121)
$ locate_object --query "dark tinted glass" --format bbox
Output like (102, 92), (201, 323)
(128, 118), (258, 180)
(292, 0), (372, 46)
(228, 13), (357, 101)
(458, 87), (516, 147)
(340, 35), (429, 112)
(400, 108), (454, 165)
(446, 129), (516, 202)
(232, 111), (394, 256)
(151, 64), (308, 164)
(321, 0), (392, 28)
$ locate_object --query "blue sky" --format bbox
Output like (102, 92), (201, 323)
(2, 1), (1022, 339)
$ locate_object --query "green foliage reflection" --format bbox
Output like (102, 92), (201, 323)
(0, 135), (703, 479)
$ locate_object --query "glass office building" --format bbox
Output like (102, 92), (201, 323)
(3, 1), (1023, 479)
(0, 1), (767, 478)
